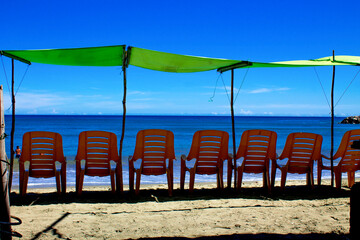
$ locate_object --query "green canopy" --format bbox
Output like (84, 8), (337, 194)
(218, 55), (360, 72)
(128, 47), (244, 73)
(1, 45), (360, 71)
(250, 55), (360, 68)
(1, 45), (125, 66)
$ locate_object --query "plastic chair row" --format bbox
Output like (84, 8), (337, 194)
(18, 129), (360, 196)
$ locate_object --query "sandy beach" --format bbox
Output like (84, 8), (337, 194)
(9, 179), (351, 240)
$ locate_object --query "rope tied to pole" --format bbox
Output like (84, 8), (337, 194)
(335, 68), (360, 108)
(313, 67), (331, 110)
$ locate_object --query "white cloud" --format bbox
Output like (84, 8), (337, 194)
(246, 103), (329, 109)
(128, 90), (146, 95)
(239, 109), (253, 115)
(248, 87), (290, 94)
(3, 92), (73, 110)
(263, 112), (274, 115)
(130, 98), (154, 102)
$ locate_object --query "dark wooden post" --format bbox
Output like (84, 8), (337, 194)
(330, 51), (335, 187)
(0, 85), (12, 239)
(118, 49), (127, 193)
(231, 69), (237, 188)
(9, 59), (15, 192)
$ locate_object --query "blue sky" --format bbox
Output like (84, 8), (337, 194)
(1, 0), (360, 116)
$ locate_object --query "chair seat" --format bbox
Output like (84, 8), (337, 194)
(271, 132), (322, 191)
(129, 129), (175, 196)
(75, 131), (122, 195)
(318, 129), (360, 189)
(19, 131), (66, 196)
(181, 130), (229, 193)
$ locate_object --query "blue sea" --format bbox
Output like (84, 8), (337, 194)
(4, 115), (360, 189)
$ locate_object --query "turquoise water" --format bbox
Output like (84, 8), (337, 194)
(4, 115), (359, 188)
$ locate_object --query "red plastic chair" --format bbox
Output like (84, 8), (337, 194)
(129, 129), (175, 196)
(318, 129), (360, 189)
(235, 129), (277, 192)
(271, 132), (322, 190)
(19, 131), (66, 196)
(180, 130), (230, 193)
(75, 131), (122, 195)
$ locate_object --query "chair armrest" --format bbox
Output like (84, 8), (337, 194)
(128, 155), (141, 163)
(181, 155), (196, 170)
(56, 157), (67, 164)
(228, 153), (233, 160)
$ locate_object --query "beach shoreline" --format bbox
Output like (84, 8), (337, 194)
(9, 179), (351, 239)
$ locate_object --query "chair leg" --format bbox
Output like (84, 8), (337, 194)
(55, 171), (61, 195)
(189, 169), (195, 193)
(110, 171), (116, 193)
(180, 167), (186, 191)
(227, 159), (233, 189)
(61, 166), (66, 194)
(219, 167), (224, 189)
(306, 172), (310, 187)
(21, 171), (29, 196)
(348, 171), (355, 188)
(310, 171), (314, 190)
(129, 167), (135, 192)
(166, 169), (173, 197)
(317, 167), (322, 186)
(135, 169), (141, 195)
(271, 166), (276, 189)
(77, 169), (85, 195)
(263, 171), (267, 189)
(116, 165), (123, 194)
(280, 169), (287, 191)
(265, 171), (271, 193)
(335, 169), (342, 189)
(237, 168), (243, 191)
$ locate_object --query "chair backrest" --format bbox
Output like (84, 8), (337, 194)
(236, 129), (277, 169)
(76, 131), (118, 176)
(334, 129), (360, 169)
(20, 131), (64, 177)
(280, 132), (322, 172)
(187, 130), (229, 174)
(132, 129), (175, 175)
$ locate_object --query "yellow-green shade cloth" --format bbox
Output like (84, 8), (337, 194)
(1, 45), (360, 72)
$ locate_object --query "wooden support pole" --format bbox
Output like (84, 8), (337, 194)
(231, 69), (237, 188)
(0, 85), (12, 240)
(119, 51), (127, 193)
(9, 59), (15, 192)
(330, 50), (335, 188)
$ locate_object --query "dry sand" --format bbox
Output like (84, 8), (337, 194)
(9, 179), (351, 240)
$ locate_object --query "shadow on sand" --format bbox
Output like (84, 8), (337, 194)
(132, 233), (350, 240)
(9, 184), (350, 206)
